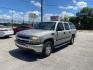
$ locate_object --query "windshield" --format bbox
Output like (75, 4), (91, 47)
(34, 22), (56, 30)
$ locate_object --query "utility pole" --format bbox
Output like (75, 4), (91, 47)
(23, 14), (24, 24)
(11, 9), (14, 28)
(41, 0), (43, 22)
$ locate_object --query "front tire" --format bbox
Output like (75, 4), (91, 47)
(42, 41), (53, 57)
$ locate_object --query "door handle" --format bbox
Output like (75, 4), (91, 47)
(69, 31), (71, 33)
(64, 32), (66, 34)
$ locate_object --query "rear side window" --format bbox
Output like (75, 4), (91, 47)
(69, 23), (76, 29)
(63, 23), (70, 30)
(56, 23), (64, 31)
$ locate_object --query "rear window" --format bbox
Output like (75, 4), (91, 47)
(56, 23), (64, 31)
(63, 23), (70, 30)
(69, 23), (76, 29)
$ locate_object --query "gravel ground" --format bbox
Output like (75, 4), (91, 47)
(0, 31), (93, 70)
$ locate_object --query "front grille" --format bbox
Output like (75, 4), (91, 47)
(16, 39), (30, 45)
(17, 35), (30, 39)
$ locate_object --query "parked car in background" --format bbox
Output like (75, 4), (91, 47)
(0, 25), (14, 37)
(15, 21), (76, 57)
(13, 25), (32, 34)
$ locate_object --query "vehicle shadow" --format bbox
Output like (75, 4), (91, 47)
(9, 44), (69, 62)
(9, 49), (44, 62)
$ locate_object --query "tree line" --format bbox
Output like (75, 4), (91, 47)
(69, 7), (93, 30)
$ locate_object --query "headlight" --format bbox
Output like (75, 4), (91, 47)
(32, 36), (39, 40)
(30, 36), (41, 44)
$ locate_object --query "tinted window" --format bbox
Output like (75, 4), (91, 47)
(57, 23), (64, 31)
(34, 22), (56, 30)
(64, 23), (70, 30)
(69, 23), (76, 29)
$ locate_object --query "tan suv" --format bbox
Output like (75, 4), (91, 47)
(15, 21), (76, 57)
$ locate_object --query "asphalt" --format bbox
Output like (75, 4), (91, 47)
(0, 31), (93, 70)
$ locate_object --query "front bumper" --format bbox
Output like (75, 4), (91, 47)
(15, 42), (43, 53)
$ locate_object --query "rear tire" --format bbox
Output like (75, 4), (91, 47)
(42, 41), (53, 57)
(69, 37), (74, 45)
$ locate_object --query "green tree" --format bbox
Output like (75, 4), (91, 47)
(69, 16), (79, 29)
(76, 7), (93, 30)
(80, 7), (93, 13)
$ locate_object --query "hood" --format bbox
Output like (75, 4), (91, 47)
(17, 29), (54, 37)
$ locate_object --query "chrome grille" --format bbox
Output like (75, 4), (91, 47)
(16, 39), (30, 45)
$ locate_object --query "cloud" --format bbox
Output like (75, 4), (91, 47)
(72, 0), (88, 8)
(8, 10), (40, 22)
(0, 10), (41, 23)
(8, 10), (24, 20)
(43, 13), (54, 21)
(31, 0), (41, 8)
(59, 6), (78, 10)
(0, 14), (12, 23)
(72, 0), (77, 4)
(60, 11), (75, 18)
(76, 1), (88, 8)
(59, 0), (78, 10)
(9, 10), (24, 15)
(59, 1), (88, 10)
(9, 10), (16, 13)
(0, 14), (11, 19)
(3, 14), (11, 19)
(66, 12), (75, 16)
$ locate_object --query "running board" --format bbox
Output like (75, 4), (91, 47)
(55, 42), (70, 49)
